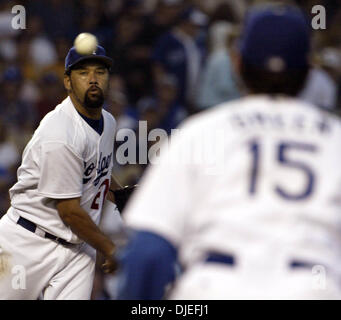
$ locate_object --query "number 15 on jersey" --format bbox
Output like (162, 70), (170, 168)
(248, 139), (317, 201)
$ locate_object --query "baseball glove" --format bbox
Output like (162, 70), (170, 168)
(111, 185), (138, 213)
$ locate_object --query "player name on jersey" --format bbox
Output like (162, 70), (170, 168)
(229, 110), (331, 135)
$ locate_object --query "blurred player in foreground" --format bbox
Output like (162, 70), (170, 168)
(116, 3), (341, 299)
(0, 44), (124, 299)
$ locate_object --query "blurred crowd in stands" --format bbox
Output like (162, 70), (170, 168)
(0, 0), (341, 299)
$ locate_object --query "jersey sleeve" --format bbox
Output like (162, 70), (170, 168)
(37, 142), (83, 199)
(123, 123), (196, 247)
(116, 230), (177, 300)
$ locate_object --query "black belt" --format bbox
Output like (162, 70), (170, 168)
(205, 252), (235, 265)
(17, 216), (71, 246)
(205, 252), (318, 270)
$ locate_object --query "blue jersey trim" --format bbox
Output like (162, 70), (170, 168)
(77, 111), (104, 135)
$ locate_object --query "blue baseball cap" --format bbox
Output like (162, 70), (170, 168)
(65, 45), (113, 74)
(240, 4), (311, 72)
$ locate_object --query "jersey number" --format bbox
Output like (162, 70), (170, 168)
(248, 140), (317, 201)
(91, 178), (110, 209)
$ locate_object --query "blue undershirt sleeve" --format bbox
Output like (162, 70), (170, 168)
(116, 230), (178, 300)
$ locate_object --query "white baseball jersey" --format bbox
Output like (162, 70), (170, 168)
(124, 95), (341, 298)
(7, 96), (116, 243)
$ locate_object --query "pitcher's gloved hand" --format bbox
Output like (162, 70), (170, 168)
(110, 185), (138, 213)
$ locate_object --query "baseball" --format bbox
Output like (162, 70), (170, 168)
(74, 33), (98, 55)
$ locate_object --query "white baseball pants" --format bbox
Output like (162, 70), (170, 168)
(0, 214), (96, 300)
(169, 263), (341, 300)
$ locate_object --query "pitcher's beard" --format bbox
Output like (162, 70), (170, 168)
(84, 89), (104, 109)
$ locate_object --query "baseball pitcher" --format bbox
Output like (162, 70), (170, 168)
(0, 45), (123, 299)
